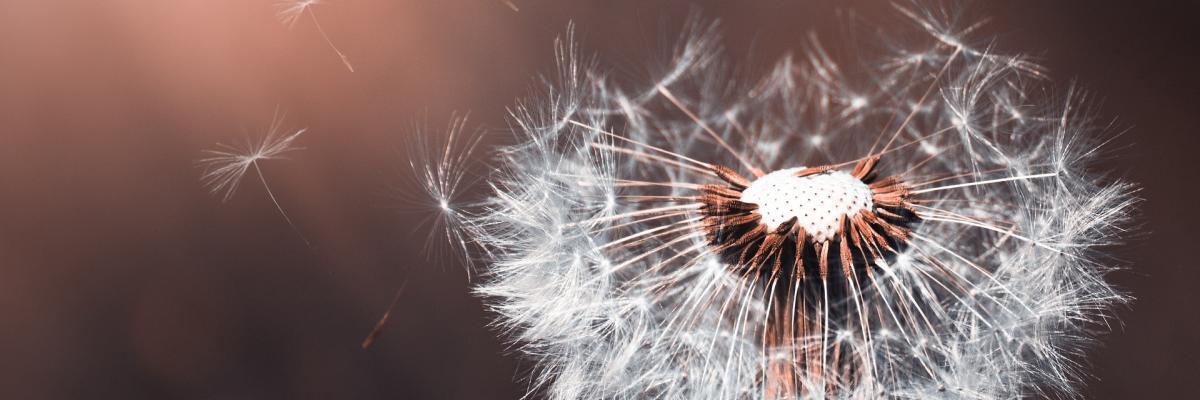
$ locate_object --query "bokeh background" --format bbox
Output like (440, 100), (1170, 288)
(0, 0), (1196, 398)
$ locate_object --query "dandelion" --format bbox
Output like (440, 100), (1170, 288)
(199, 110), (310, 245)
(423, 6), (1135, 399)
(276, 0), (355, 72)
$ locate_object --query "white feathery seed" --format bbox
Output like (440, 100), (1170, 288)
(276, 0), (355, 72)
(199, 110), (310, 245)
(400, 116), (486, 270)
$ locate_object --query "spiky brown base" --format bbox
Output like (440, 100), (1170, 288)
(695, 156), (918, 395)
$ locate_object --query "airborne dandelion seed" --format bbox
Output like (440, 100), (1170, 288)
(199, 110), (310, 245)
(276, 0), (355, 72)
(398, 116), (485, 268)
(414, 5), (1135, 399)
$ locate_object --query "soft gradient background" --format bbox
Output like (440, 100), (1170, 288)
(0, 1), (1195, 398)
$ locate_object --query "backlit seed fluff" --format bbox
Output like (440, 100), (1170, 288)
(424, 6), (1136, 399)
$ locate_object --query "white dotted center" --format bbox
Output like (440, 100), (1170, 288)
(739, 168), (873, 242)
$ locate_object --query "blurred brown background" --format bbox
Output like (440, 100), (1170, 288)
(0, 1), (1195, 398)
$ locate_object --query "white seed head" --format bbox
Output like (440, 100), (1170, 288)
(426, 9), (1138, 399)
(740, 169), (872, 241)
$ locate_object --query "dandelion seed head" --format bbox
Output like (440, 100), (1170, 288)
(430, 6), (1137, 399)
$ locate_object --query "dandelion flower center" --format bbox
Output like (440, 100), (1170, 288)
(740, 168), (873, 242)
(697, 156), (917, 282)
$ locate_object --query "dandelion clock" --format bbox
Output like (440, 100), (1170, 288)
(418, 6), (1136, 399)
